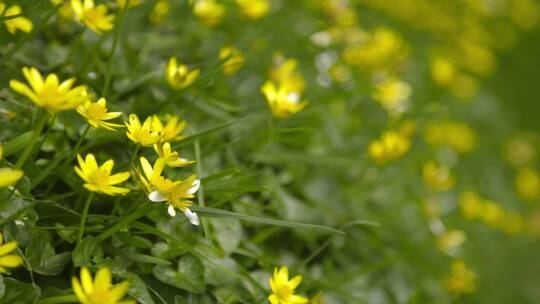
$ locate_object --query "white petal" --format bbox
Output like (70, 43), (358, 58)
(167, 205), (177, 217)
(184, 209), (200, 226)
(187, 179), (200, 195)
(149, 191), (167, 202)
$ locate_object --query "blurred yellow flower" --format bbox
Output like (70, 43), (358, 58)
(125, 114), (161, 146)
(154, 143), (195, 168)
(0, 2), (33, 34)
(165, 57), (200, 90)
(430, 56), (456, 86)
(193, 0), (225, 27)
(51, 0), (75, 20)
(72, 267), (134, 304)
(261, 81), (307, 118)
(71, 0), (115, 34)
(9, 67), (88, 113)
(268, 266), (308, 304)
(149, 0), (169, 24)
(459, 191), (483, 220)
(269, 55), (305, 93)
(0, 233), (23, 273)
(75, 153), (131, 195)
(443, 260), (476, 294)
(236, 0), (270, 19)
(449, 73), (479, 100)
(481, 200), (504, 228)
(139, 157), (200, 225)
(372, 78), (411, 116)
(509, 0), (540, 30)
(437, 229), (466, 254)
(220, 46), (245, 75)
(368, 130), (411, 164)
(515, 167), (540, 200)
(423, 161), (455, 191)
(503, 134), (537, 168)
(117, 0), (142, 9)
(501, 212), (524, 235)
(152, 115), (187, 142)
(424, 120), (476, 153)
(77, 98), (123, 131)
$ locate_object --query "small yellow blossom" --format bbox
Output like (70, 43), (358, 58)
(71, 0), (115, 34)
(368, 130), (411, 164)
(424, 120), (476, 153)
(515, 167), (540, 200)
(152, 115), (187, 142)
(0, 233), (23, 273)
(0, 2), (33, 34)
(72, 267), (134, 304)
(75, 153), (131, 195)
(431, 56), (456, 86)
(503, 134), (537, 168)
(52, 0), (75, 20)
(437, 229), (466, 254)
(154, 143), (195, 168)
(269, 55), (305, 93)
(193, 0), (225, 27)
(139, 157), (200, 225)
(372, 78), (411, 116)
(125, 114), (161, 146)
(459, 191), (483, 220)
(261, 81), (307, 118)
(236, 0), (270, 19)
(220, 46), (245, 75)
(449, 73), (479, 100)
(268, 266), (308, 304)
(77, 98), (123, 131)
(481, 200), (504, 228)
(9, 67), (88, 113)
(165, 57), (200, 90)
(117, 0), (142, 9)
(149, 0), (169, 24)
(443, 260), (476, 294)
(423, 161), (455, 191)
(501, 212), (524, 235)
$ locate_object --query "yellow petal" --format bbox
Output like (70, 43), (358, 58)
(0, 254), (23, 268)
(94, 267), (112, 291)
(80, 267), (94, 294)
(0, 168), (24, 188)
(0, 241), (18, 256)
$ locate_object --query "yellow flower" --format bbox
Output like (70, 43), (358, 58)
(151, 115), (187, 142)
(117, 0), (142, 9)
(423, 161), (455, 191)
(71, 0), (115, 35)
(193, 0), (225, 27)
(268, 266), (308, 304)
(139, 157), (200, 225)
(0, 2), (33, 34)
(72, 267), (134, 304)
(443, 260), (476, 294)
(125, 114), (161, 146)
(9, 67), (88, 113)
(165, 57), (200, 90)
(459, 191), (483, 220)
(371, 78), (411, 116)
(51, 0), (75, 20)
(368, 130), (411, 164)
(515, 167), (540, 200)
(74, 153), (130, 195)
(431, 56), (456, 86)
(481, 200), (504, 228)
(503, 134), (537, 168)
(261, 81), (307, 118)
(0, 233), (23, 273)
(423, 120), (476, 153)
(149, 0), (170, 24)
(154, 143), (195, 168)
(220, 46), (244, 75)
(437, 230), (466, 254)
(236, 0), (270, 19)
(77, 98), (123, 131)
(449, 73), (479, 100)
(269, 55), (305, 93)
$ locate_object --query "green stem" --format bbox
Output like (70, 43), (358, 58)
(102, 0), (130, 97)
(15, 113), (48, 169)
(129, 144), (140, 168)
(72, 124), (91, 157)
(77, 192), (95, 243)
(194, 140), (211, 238)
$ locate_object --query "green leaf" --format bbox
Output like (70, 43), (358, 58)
(126, 273), (155, 304)
(2, 131), (33, 158)
(25, 230), (71, 275)
(0, 190), (33, 225)
(153, 254), (206, 294)
(212, 218), (243, 254)
(72, 236), (99, 267)
(1, 278), (40, 304)
(191, 206), (346, 235)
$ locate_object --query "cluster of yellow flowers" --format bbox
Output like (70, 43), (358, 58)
(502, 134), (540, 202)
(192, 0), (270, 27)
(423, 161), (456, 192)
(423, 120), (476, 154)
(443, 259), (476, 295)
(368, 121), (415, 164)
(459, 191), (524, 234)
(371, 77), (412, 118)
(261, 54), (308, 118)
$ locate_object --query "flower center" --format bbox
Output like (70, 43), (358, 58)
(275, 283), (292, 300)
(85, 104), (107, 120)
(88, 289), (113, 304)
(88, 169), (109, 187)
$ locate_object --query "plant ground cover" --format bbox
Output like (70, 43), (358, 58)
(0, 0), (540, 303)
